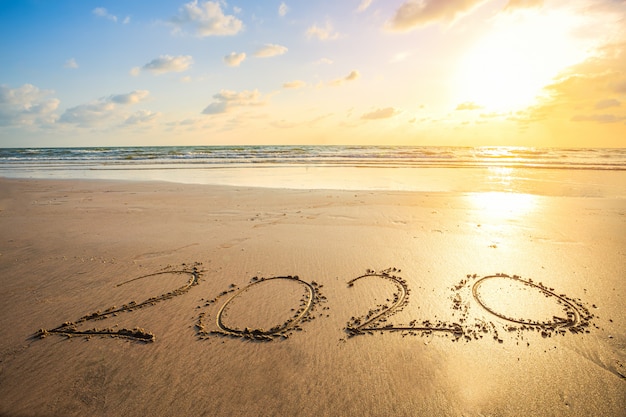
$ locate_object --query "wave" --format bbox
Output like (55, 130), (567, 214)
(0, 146), (625, 171)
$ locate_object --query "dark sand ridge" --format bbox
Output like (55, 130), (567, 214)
(0, 178), (624, 416)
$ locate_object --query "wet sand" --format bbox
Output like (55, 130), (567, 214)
(0, 178), (624, 416)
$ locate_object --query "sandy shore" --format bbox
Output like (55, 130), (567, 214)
(0, 178), (624, 416)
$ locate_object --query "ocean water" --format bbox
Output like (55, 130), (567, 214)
(1, 146), (625, 196)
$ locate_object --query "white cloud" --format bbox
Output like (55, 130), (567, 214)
(93, 7), (117, 22)
(254, 44), (288, 58)
(170, 1), (243, 37)
(315, 57), (334, 65)
(387, 0), (487, 31)
(329, 70), (360, 86)
(59, 102), (115, 126)
(64, 58), (78, 69)
(0, 84), (59, 126)
(109, 90), (149, 104)
(59, 90), (150, 127)
(125, 110), (160, 125)
(123, 16), (131, 24)
(279, 2), (289, 17)
(139, 55), (193, 75)
(357, 0), (373, 12)
(224, 52), (247, 67)
(283, 80), (306, 89)
(361, 107), (399, 120)
(202, 89), (264, 115)
(306, 21), (340, 40)
(390, 51), (410, 63)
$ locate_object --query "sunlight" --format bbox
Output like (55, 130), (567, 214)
(455, 9), (587, 112)
(469, 191), (536, 220)
(487, 166), (516, 188)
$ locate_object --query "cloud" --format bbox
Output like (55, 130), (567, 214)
(59, 90), (150, 127)
(223, 52), (246, 67)
(283, 80), (306, 89)
(613, 80), (626, 94)
(170, 1), (243, 36)
(109, 90), (150, 104)
(165, 118), (207, 132)
(519, 42), (626, 131)
(0, 84), (60, 126)
(306, 22), (340, 40)
(315, 57), (334, 65)
(387, 0), (487, 31)
(254, 44), (288, 58)
(480, 112), (506, 118)
(594, 98), (621, 110)
(456, 101), (482, 110)
(279, 2), (288, 17)
(571, 114), (626, 124)
(361, 107), (399, 120)
(138, 55), (193, 75)
(91, 7), (130, 24)
(504, 0), (543, 11)
(202, 89), (264, 115)
(64, 58), (78, 69)
(357, 0), (374, 12)
(330, 70), (361, 86)
(59, 102), (116, 126)
(390, 51), (410, 63)
(345, 70), (360, 81)
(124, 110), (160, 125)
(93, 7), (117, 22)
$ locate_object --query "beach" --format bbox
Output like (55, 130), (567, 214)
(0, 175), (624, 416)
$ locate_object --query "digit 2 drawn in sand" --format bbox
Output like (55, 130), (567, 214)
(345, 268), (463, 338)
(197, 275), (327, 341)
(36, 264), (201, 342)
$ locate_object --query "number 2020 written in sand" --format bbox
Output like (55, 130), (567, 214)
(36, 265), (595, 344)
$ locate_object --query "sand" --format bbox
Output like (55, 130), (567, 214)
(0, 177), (624, 416)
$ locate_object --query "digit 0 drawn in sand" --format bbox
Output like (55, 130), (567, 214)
(345, 268), (463, 339)
(197, 276), (327, 341)
(450, 273), (594, 343)
(35, 263), (202, 342)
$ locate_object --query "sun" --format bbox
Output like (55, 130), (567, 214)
(454, 9), (588, 112)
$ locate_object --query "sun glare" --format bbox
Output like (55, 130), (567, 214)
(469, 192), (536, 220)
(455, 9), (587, 112)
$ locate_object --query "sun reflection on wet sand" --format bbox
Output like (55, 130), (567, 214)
(468, 192), (537, 220)
(487, 166), (515, 190)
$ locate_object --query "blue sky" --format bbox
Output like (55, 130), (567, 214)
(1, 0), (625, 147)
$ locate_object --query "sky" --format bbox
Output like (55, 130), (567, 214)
(0, 0), (625, 148)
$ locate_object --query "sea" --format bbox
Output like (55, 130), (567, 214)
(1, 146), (625, 196)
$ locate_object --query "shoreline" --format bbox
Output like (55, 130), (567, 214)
(0, 177), (624, 416)
(2, 164), (625, 198)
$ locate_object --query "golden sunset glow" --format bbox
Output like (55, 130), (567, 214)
(1, 1), (625, 147)
(455, 9), (588, 112)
